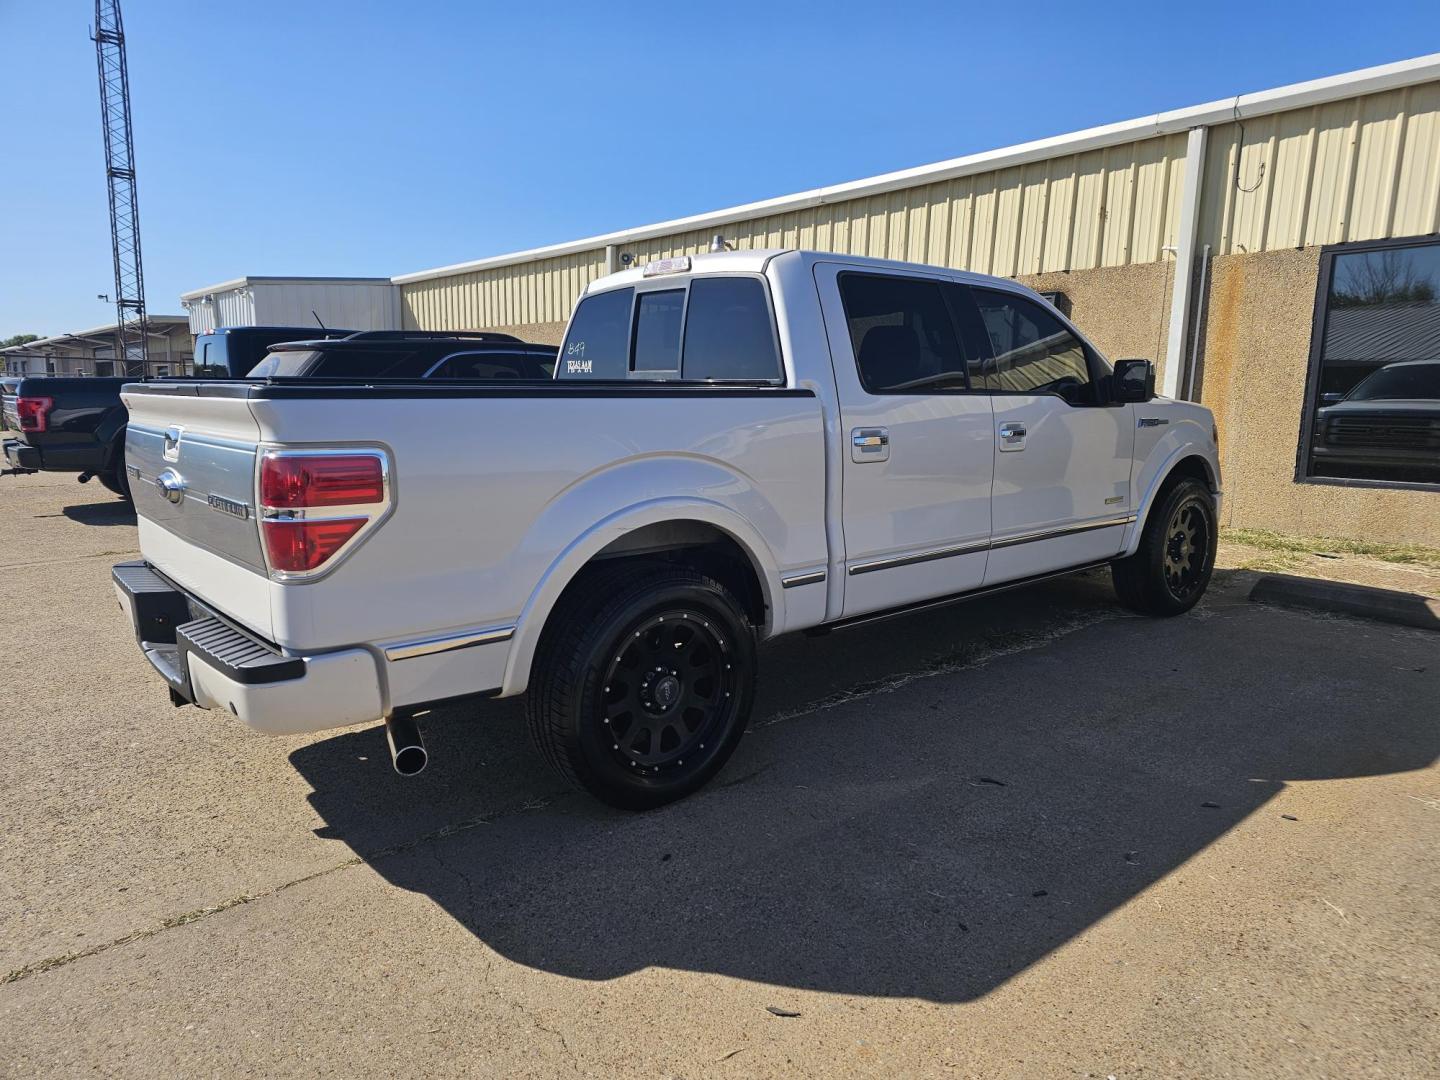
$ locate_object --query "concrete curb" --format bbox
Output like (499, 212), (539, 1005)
(1249, 574), (1440, 632)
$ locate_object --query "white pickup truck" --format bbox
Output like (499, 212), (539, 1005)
(114, 250), (1220, 808)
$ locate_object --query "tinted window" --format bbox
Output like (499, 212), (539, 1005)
(682, 277), (780, 382)
(632, 290), (685, 373)
(1306, 237), (1440, 485)
(968, 288), (1092, 399)
(429, 351), (555, 380)
(838, 273), (967, 393)
(247, 349), (416, 378)
(194, 338), (230, 379)
(559, 287), (632, 379)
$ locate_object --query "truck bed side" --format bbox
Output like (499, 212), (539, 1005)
(122, 380), (828, 707)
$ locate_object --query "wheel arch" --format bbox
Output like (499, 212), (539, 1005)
(1122, 448), (1220, 558)
(500, 499), (781, 697)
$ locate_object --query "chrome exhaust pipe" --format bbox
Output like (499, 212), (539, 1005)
(384, 712), (428, 776)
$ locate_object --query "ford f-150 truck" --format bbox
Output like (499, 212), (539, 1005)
(113, 250), (1221, 809)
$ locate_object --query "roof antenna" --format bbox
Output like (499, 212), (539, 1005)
(312, 309), (328, 330)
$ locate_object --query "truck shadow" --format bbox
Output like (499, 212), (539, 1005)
(60, 499), (136, 526)
(289, 573), (1438, 1002)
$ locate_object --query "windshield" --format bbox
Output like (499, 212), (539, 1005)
(1344, 361), (1440, 402)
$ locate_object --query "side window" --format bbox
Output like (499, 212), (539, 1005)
(430, 351), (541, 380)
(632, 289), (685, 373)
(308, 349), (416, 378)
(559, 287), (633, 379)
(968, 288), (1092, 399)
(681, 277), (781, 382)
(838, 273), (968, 394)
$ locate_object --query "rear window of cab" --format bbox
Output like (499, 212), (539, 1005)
(559, 276), (783, 383)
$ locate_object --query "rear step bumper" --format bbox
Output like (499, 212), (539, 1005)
(111, 560), (384, 735)
(3, 438), (41, 471)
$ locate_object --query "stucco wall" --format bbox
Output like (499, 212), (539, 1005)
(1016, 262), (1177, 386)
(481, 321), (567, 345)
(1195, 247), (1438, 545)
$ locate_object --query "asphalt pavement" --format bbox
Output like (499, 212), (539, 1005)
(2, 470), (1436, 1078)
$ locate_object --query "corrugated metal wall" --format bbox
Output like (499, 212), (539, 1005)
(187, 289), (256, 334)
(1199, 81), (1440, 254)
(401, 250), (605, 331)
(250, 282), (401, 331)
(620, 133), (1189, 277)
(400, 81), (1440, 331)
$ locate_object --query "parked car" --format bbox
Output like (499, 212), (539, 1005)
(1311, 358), (1440, 484)
(192, 325), (357, 379)
(3, 330), (555, 499)
(245, 332), (558, 380)
(3, 375), (134, 493)
(1, 326), (354, 497)
(112, 249), (1220, 809)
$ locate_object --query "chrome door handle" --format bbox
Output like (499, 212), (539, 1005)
(998, 422), (1027, 451)
(851, 427), (890, 463)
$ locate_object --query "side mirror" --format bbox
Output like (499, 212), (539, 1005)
(1113, 358), (1156, 403)
(1320, 392), (1344, 406)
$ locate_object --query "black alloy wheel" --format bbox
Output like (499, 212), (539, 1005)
(527, 563), (757, 809)
(601, 610), (737, 778)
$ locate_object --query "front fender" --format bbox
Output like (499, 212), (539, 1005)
(1123, 422), (1220, 557)
(499, 488), (786, 698)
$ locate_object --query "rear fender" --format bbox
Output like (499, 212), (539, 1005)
(500, 495), (782, 698)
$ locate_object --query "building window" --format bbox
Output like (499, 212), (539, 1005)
(1302, 235), (1440, 488)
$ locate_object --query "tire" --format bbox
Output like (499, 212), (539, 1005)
(98, 442), (131, 501)
(526, 562), (757, 810)
(1111, 477), (1217, 616)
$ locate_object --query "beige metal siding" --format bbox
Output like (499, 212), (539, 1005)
(400, 249), (605, 331)
(618, 131), (1190, 278)
(399, 80), (1440, 332)
(1199, 81), (1440, 254)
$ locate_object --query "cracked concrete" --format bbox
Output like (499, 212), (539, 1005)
(3, 469), (1437, 1078)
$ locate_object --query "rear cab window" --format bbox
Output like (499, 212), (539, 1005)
(194, 338), (230, 379)
(559, 275), (782, 383)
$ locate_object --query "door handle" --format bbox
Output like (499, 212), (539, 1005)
(851, 427), (890, 463)
(998, 422), (1027, 451)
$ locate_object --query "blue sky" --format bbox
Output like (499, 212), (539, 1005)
(2, 0), (1437, 336)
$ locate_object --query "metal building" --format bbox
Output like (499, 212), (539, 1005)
(389, 53), (1440, 546)
(1, 315), (192, 377)
(180, 277), (401, 335)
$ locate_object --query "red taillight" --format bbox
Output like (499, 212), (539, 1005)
(17, 396), (53, 433)
(260, 453), (385, 508)
(262, 518), (368, 572)
(258, 451), (388, 576)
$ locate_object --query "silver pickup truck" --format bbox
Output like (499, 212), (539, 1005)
(113, 249), (1220, 809)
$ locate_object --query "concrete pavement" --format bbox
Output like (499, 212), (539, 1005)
(2, 470), (1436, 1078)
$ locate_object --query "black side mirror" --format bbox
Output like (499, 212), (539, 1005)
(1320, 391), (1344, 406)
(1113, 358), (1156, 403)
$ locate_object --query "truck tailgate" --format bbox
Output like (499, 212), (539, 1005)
(121, 384), (273, 637)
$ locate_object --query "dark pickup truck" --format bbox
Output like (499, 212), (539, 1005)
(3, 328), (559, 501)
(3, 375), (134, 494)
(3, 325), (355, 500)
